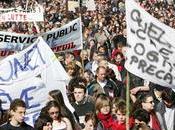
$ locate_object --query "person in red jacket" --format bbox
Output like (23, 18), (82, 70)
(111, 100), (134, 130)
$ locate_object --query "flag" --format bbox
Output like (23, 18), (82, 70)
(0, 37), (73, 125)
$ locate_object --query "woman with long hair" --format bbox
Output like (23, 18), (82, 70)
(43, 101), (73, 130)
(132, 93), (161, 130)
(95, 94), (114, 130)
(48, 89), (80, 130)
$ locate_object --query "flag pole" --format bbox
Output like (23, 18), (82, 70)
(33, 1), (40, 34)
(33, 21), (40, 34)
(126, 71), (130, 130)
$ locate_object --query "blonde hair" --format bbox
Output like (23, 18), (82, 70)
(95, 94), (111, 114)
(66, 61), (77, 71)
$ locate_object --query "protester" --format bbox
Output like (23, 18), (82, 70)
(79, 49), (90, 67)
(71, 77), (95, 128)
(34, 114), (53, 130)
(48, 89), (80, 130)
(111, 97), (125, 118)
(64, 52), (82, 69)
(82, 112), (97, 130)
(83, 69), (94, 86)
(95, 94), (114, 130)
(0, 99), (8, 125)
(65, 61), (82, 79)
(42, 100), (73, 130)
(0, 0), (175, 129)
(132, 108), (150, 130)
(0, 99), (35, 130)
(112, 100), (134, 130)
(111, 50), (126, 81)
(85, 51), (99, 75)
(133, 93), (161, 130)
(156, 88), (175, 130)
(87, 66), (120, 100)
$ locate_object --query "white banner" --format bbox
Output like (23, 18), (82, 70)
(0, 37), (73, 125)
(86, 0), (96, 11)
(68, 1), (79, 12)
(0, 7), (44, 22)
(0, 18), (83, 56)
(125, 0), (175, 88)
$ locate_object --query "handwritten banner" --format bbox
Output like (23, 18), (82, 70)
(0, 18), (83, 56)
(125, 0), (175, 88)
(0, 6), (44, 22)
(0, 37), (73, 125)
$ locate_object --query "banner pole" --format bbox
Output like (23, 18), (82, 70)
(25, 0), (29, 12)
(33, 21), (40, 33)
(126, 71), (130, 130)
(33, 1), (41, 34)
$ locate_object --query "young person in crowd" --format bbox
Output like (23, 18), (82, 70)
(65, 62), (83, 79)
(71, 77), (95, 128)
(156, 88), (175, 130)
(83, 69), (94, 86)
(83, 112), (97, 130)
(132, 108), (150, 130)
(85, 51), (99, 75)
(112, 100), (134, 130)
(79, 49), (90, 67)
(0, 99), (8, 125)
(111, 97), (120, 118)
(42, 101), (73, 130)
(95, 94), (114, 130)
(48, 89), (80, 130)
(34, 114), (53, 130)
(111, 50), (126, 81)
(133, 93), (161, 130)
(0, 99), (35, 130)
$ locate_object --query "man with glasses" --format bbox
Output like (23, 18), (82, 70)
(0, 98), (35, 130)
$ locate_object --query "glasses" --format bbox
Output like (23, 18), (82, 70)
(49, 111), (59, 115)
(145, 101), (154, 104)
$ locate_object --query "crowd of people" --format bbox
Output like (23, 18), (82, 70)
(1, 0), (175, 130)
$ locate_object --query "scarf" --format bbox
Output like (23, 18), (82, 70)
(115, 61), (124, 72)
(97, 112), (113, 129)
(151, 112), (161, 130)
